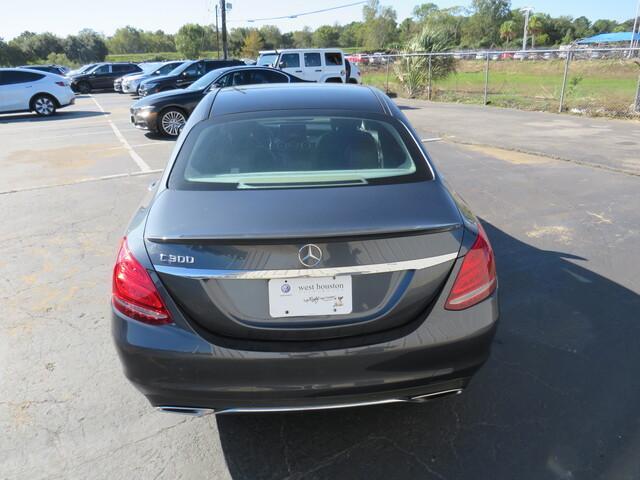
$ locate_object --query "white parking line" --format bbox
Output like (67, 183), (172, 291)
(422, 137), (443, 143)
(0, 169), (163, 195)
(90, 96), (151, 172)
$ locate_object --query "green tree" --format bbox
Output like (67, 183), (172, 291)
(228, 27), (250, 55)
(527, 15), (544, 48)
(462, 0), (511, 47)
(107, 26), (145, 54)
(64, 30), (108, 63)
(241, 30), (264, 58)
(499, 20), (517, 44)
(413, 3), (439, 23)
(175, 23), (207, 58)
(572, 16), (592, 39)
(313, 25), (340, 48)
(395, 22), (457, 97)
(339, 22), (363, 48)
(362, 0), (398, 50)
(0, 38), (28, 66)
(259, 25), (282, 50)
(292, 28), (313, 48)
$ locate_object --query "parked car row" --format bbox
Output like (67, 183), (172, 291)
(129, 49), (361, 137)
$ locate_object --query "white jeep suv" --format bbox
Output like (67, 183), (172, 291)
(275, 48), (350, 83)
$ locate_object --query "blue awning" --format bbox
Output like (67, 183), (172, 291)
(576, 32), (640, 44)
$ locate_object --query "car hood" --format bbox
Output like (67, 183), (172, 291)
(125, 72), (150, 82)
(132, 88), (204, 107)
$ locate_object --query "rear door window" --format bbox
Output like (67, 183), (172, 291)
(251, 70), (289, 84)
(304, 53), (321, 67)
(280, 53), (300, 68)
(3, 71), (44, 84)
(324, 52), (343, 66)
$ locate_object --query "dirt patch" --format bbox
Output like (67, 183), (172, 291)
(526, 225), (573, 244)
(457, 143), (553, 165)
(7, 144), (123, 170)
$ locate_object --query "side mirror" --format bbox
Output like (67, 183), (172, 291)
(278, 61), (286, 69)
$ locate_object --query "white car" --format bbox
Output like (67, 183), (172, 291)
(275, 48), (346, 83)
(122, 61), (183, 94)
(0, 68), (75, 117)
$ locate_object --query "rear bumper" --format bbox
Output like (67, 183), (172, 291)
(112, 293), (498, 411)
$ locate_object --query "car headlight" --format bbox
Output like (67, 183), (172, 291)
(136, 106), (155, 117)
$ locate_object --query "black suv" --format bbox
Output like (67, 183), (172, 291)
(138, 59), (243, 96)
(70, 63), (142, 93)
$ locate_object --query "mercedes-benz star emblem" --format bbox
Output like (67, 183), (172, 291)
(298, 244), (322, 268)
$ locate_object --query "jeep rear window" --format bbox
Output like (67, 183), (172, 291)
(324, 52), (342, 66)
(169, 112), (432, 190)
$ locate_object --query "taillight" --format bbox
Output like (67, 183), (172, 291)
(112, 238), (171, 324)
(445, 222), (497, 311)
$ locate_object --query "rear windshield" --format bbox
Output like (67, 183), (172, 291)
(169, 113), (432, 190)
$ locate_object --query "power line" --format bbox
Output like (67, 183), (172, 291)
(227, 1), (367, 24)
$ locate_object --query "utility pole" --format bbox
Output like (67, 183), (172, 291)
(521, 7), (533, 52)
(220, 0), (228, 59)
(215, 4), (220, 59)
(630, 0), (640, 56)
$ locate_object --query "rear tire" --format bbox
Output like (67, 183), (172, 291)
(158, 108), (187, 137)
(31, 94), (57, 117)
(325, 77), (343, 83)
(78, 82), (91, 94)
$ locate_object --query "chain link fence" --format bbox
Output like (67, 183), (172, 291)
(353, 48), (640, 118)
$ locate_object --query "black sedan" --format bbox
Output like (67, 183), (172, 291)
(113, 83), (498, 415)
(131, 66), (306, 137)
(137, 59), (243, 97)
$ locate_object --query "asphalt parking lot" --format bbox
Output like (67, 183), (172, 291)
(1, 92), (639, 480)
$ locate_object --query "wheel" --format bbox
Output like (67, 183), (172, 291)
(31, 95), (57, 117)
(78, 82), (91, 94)
(158, 108), (187, 137)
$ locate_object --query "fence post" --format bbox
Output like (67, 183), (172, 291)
(483, 52), (490, 105)
(385, 56), (390, 94)
(559, 50), (572, 113)
(427, 55), (433, 101)
(635, 73), (640, 113)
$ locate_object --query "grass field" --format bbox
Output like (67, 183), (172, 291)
(363, 59), (639, 117)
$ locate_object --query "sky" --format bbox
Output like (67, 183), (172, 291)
(1, 0), (636, 40)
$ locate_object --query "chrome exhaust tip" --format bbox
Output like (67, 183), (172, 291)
(409, 388), (464, 402)
(155, 406), (215, 416)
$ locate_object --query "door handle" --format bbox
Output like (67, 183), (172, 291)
(295, 70), (302, 73)
(315, 69), (322, 72)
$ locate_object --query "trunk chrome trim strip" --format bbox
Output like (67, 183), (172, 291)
(153, 252), (458, 280)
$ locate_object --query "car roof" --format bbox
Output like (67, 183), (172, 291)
(209, 83), (386, 117)
(0, 68), (60, 78)
(277, 48), (344, 53)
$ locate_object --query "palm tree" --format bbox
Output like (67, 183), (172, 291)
(500, 20), (516, 45)
(528, 16), (544, 49)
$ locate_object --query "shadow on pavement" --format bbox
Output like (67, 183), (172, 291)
(0, 110), (108, 124)
(216, 221), (640, 480)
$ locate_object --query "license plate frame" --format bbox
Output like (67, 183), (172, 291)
(268, 276), (353, 318)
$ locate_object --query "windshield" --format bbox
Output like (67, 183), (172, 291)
(166, 61), (192, 76)
(170, 114), (430, 190)
(140, 62), (162, 73)
(187, 68), (225, 91)
(156, 62), (182, 75)
(257, 53), (278, 66)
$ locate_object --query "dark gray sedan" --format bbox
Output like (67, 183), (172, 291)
(112, 84), (498, 415)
